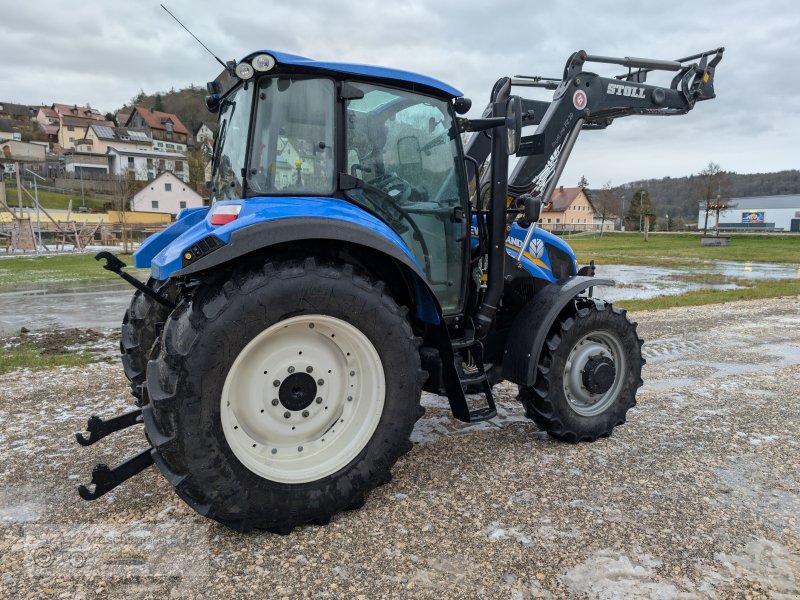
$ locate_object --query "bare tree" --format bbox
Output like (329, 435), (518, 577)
(691, 161), (730, 231)
(593, 181), (620, 237)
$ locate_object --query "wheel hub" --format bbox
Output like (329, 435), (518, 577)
(279, 372), (317, 411)
(581, 356), (616, 395)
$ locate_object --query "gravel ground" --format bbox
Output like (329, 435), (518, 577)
(1, 296), (799, 598)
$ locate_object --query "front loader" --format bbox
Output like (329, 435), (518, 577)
(77, 46), (723, 532)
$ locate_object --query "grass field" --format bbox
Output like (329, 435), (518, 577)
(567, 232), (800, 266)
(0, 253), (144, 286)
(4, 186), (108, 211)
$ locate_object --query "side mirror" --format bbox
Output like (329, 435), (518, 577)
(505, 95), (522, 155)
(522, 194), (542, 224)
(397, 136), (422, 166)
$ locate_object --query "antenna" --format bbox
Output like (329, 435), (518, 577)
(160, 4), (228, 71)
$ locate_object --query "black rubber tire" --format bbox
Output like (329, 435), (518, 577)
(143, 257), (426, 533)
(120, 279), (172, 401)
(519, 298), (644, 443)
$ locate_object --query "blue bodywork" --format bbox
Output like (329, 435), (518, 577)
(470, 216), (578, 282)
(241, 50), (463, 98)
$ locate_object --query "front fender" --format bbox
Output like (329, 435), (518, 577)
(502, 276), (614, 386)
(133, 207), (209, 269)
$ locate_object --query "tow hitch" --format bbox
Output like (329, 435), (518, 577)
(75, 410), (153, 500)
(94, 251), (175, 310)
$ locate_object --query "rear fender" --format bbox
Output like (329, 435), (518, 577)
(502, 276), (614, 386)
(133, 207), (209, 269)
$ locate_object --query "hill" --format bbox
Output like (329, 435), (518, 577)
(118, 86), (216, 137)
(591, 169), (800, 224)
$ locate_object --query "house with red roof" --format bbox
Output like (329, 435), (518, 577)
(125, 107), (188, 153)
(539, 186), (610, 232)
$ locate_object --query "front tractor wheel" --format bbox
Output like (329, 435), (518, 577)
(519, 299), (644, 442)
(143, 258), (425, 533)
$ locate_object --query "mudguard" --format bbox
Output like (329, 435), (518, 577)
(502, 276), (614, 387)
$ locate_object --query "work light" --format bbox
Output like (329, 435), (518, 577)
(235, 62), (255, 80)
(251, 54), (276, 72)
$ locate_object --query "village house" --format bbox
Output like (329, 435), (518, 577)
(81, 123), (152, 154)
(0, 102), (33, 124)
(126, 107), (189, 153)
(195, 122), (215, 146)
(539, 186), (610, 232)
(106, 147), (189, 182)
(63, 150), (110, 177)
(50, 104), (113, 151)
(0, 118), (21, 141)
(34, 106), (61, 146)
(130, 171), (204, 215)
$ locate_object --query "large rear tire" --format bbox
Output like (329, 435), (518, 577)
(143, 257), (425, 533)
(519, 298), (644, 442)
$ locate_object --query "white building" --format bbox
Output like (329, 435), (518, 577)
(107, 147), (189, 183)
(131, 171), (204, 216)
(697, 195), (800, 232)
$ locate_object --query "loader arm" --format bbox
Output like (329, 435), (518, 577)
(463, 47), (724, 203)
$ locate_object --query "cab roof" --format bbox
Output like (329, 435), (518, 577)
(242, 49), (463, 99)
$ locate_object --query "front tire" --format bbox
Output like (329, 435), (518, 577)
(143, 257), (425, 533)
(519, 298), (644, 442)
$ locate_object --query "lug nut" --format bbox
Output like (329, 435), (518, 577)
(306, 366), (313, 373)
(350, 370), (355, 376)
(317, 379), (324, 386)
(347, 396), (353, 402)
(298, 446), (303, 452)
(273, 380), (281, 387)
(315, 397), (323, 404)
(271, 399), (279, 406)
(288, 366), (295, 373)
(283, 411), (290, 419)
(271, 448), (277, 454)
(302, 410), (309, 418)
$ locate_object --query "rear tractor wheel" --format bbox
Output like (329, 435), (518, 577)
(143, 258), (425, 533)
(519, 298), (644, 442)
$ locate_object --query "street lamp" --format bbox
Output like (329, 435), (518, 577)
(638, 192), (643, 232)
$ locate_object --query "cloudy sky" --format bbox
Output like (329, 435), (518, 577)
(2, 0), (798, 187)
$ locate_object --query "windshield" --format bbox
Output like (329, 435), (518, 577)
(211, 84), (253, 201)
(248, 77), (335, 195)
(344, 83), (467, 312)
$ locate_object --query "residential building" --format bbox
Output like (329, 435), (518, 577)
(0, 102), (32, 123)
(537, 186), (606, 231)
(35, 106), (61, 146)
(697, 195), (800, 232)
(115, 112), (131, 127)
(126, 107), (189, 153)
(130, 171), (204, 215)
(82, 123), (152, 154)
(51, 103), (112, 151)
(63, 151), (109, 176)
(107, 147), (189, 182)
(195, 122), (215, 145)
(1, 140), (46, 162)
(0, 118), (21, 141)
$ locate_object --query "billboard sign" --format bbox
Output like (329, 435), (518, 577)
(742, 211), (764, 224)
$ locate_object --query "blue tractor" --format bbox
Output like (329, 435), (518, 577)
(78, 47), (723, 533)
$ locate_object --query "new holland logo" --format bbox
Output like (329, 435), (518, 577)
(606, 83), (646, 98)
(529, 238), (545, 259)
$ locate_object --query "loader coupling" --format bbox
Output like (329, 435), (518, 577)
(95, 251), (176, 310)
(75, 409), (154, 500)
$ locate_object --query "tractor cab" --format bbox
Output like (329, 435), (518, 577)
(208, 52), (471, 313)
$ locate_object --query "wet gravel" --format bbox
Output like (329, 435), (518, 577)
(1, 296), (799, 598)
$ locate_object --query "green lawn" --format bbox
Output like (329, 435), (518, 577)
(0, 253), (145, 286)
(4, 186), (109, 211)
(0, 341), (94, 374)
(567, 232), (800, 267)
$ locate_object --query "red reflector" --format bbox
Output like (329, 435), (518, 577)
(210, 213), (239, 225)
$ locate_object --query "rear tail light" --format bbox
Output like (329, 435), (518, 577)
(210, 204), (241, 226)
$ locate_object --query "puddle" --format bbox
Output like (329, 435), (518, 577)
(595, 262), (800, 302)
(0, 279), (136, 335)
(1, 260), (798, 334)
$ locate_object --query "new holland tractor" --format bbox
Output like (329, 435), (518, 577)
(77, 47), (723, 533)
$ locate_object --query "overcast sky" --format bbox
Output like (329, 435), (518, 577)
(2, 0), (798, 187)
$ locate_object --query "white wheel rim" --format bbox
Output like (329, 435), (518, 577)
(220, 314), (385, 484)
(562, 330), (626, 417)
